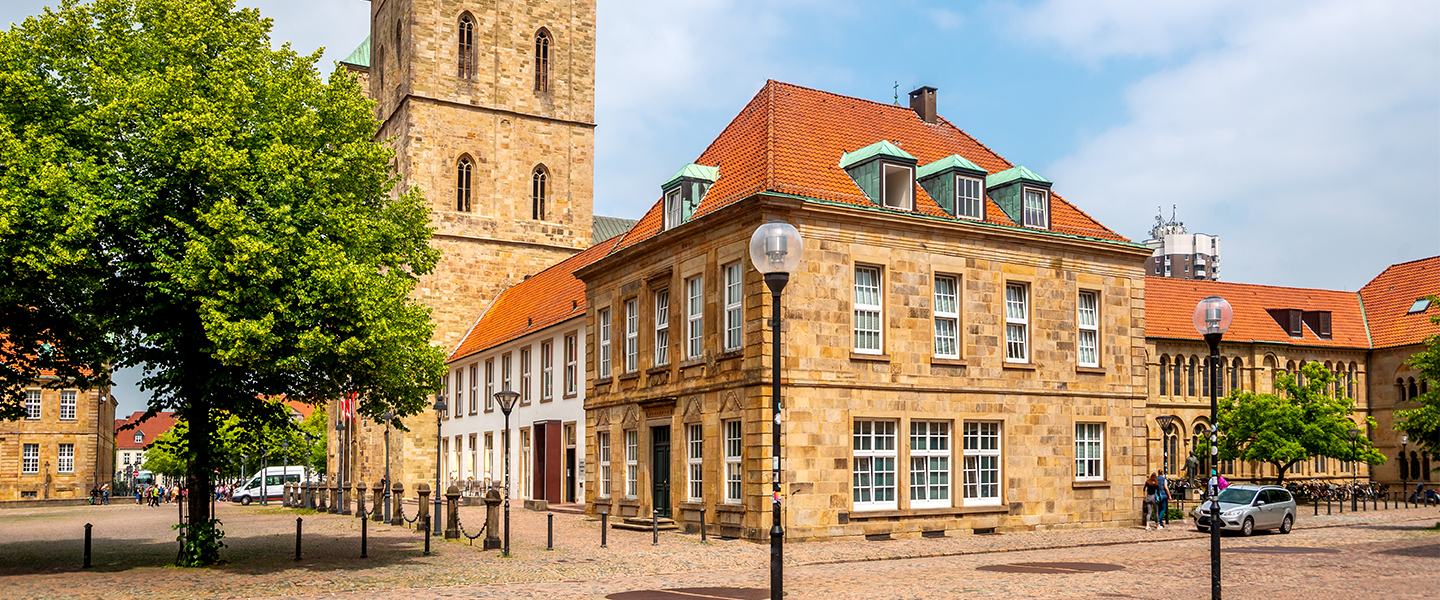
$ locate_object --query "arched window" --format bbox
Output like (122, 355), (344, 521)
(534, 29), (551, 92)
(134, 431), (143, 444)
(1399, 452), (1409, 480)
(458, 14), (476, 78)
(1159, 356), (1168, 396)
(376, 47), (385, 89)
(1162, 422), (1179, 475)
(531, 165), (547, 220)
(1398, 378), (1408, 402)
(1231, 357), (1243, 392)
(395, 20), (403, 64)
(1409, 378), (1419, 401)
(1412, 452), (1423, 482)
(456, 155), (473, 212)
(1172, 358), (1183, 396)
(1187, 357), (1197, 397)
(1201, 357), (1210, 397)
(1192, 422), (1209, 475)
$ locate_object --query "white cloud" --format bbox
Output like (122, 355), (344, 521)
(1036, 0), (1440, 289)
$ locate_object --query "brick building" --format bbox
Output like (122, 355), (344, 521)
(113, 411), (178, 486)
(577, 82), (1153, 541)
(1, 377), (116, 502)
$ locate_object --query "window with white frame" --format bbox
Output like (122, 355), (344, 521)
(688, 423), (703, 501)
(686, 276), (704, 359)
(1004, 283), (1029, 362)
(910, 421), (951, 507)
(521, 347), (532, 403)
(22, 443), (38, 474)
(541, 341), (553, 400)
(57, 443), (73, 473)
(881, 163), (913, 210)
(485, 359), (495, 410)
(597, 431), (611, 497)
(724, 420), (742, 503)
(853, 420), (897, 509)
(25, 390), (40, 420)
(469, 363), (479, 414)
(502, 353), (512, 393)
(1314, 455), (1327, 473)
(624, 429), (638, 498)
(854, 266), (882, 353)
(723, 263), (743, 351)
(934, 275), (959, 358)
(564, 334), (578, 395)
(957, 175), (983, 219)
(484, 433), (494, 482)
(1075, 423), (1103, 481)
(597, 307), (612, 377)
(963, 421), (1001, 505)
(454, 368), (464, 417)
(59, 390), (76, 421)
(655, 290), (670, 366)
(1023, 188), (1048, 228)
(1077, 291), (1099, 367)
(624, 299), (639, 373)
(133, 431), (143, 444)
(664, 188), (682, 231)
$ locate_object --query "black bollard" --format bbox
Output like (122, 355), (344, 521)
(1385, 494), (1388, 510)
(652, 511), (658, 546)
(295, 518), (302, 561)
(423, 517), (431, 556)
(547, 513), (554, 551)
(361, 512), (368, 559)
(701, 508), (707, 543)
(1314, 499), (1318, 516)
(600, 511), (608, 549)
(1327, 499), (1331, 515)
(83, 523), (92, 569)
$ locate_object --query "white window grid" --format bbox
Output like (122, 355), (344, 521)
(910, 421), (951, 507)
(688, 424), (703, 501)
(597, 431), (612, 497)
(963, 421), (1001, 505)
(686, 276), (704, 359)
(454, 369), (463, 417)
(1075, 423), (1103, 481)
(134, 431), (143, 444)
(1023, 188), (1048, 228)
(625, 429), (639, 498)
(59, 390), (76, 421)
(484, 433), (494, 481)
(934, 275), (959, 358)
(25, 390), (40, 420)
(598, 308), (612, 378)
(1005, 284), (1028, 362)
(485, 359), (495, 411)
(1078, 291), (1099, 367)
(854, 266), (882, 353)
(502, 353), (512, 394)
(541, 342), (554, 400)
(655, 290), (670, 366)
(853, 420), (897, 509)
(724, 420), (743, 503)
(564, 334), (578, 395)
(664, 188), (682, 230)
(724, 263), (743, 351)
(469, 363), (479, 414)
(22, 444), (39, 474)
(521, 348), (532, 403)
(957, 175), (983, 219)
(624, 299), (639, 373)
(57, 443), (74, 473)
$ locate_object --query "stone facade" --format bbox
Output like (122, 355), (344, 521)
(1, 383), (116, 501)
(1369, 344), (1433, 486)
(330, 0), (597, 492)
(581, 195), (1152, 541)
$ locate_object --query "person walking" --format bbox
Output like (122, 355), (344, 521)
(1144, 472), (1162, 530)
(1156, 470), (1172, 527)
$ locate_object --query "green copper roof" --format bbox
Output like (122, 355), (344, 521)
(340, 36), (371, 68)
(662, 163), (720, 190)
(838, 140), (915, 169)
(985, 165), (1051, 189)
(916, 154), (986, 180)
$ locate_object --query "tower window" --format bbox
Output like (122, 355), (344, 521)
(458, 14), (475, 79)
(532, 166), (547, 220)
(534, 29), (551, 92)
(456, 156), (473, 212)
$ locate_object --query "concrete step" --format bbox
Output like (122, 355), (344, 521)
(611, 516), (679, 531)
(547, 503), (587, 515)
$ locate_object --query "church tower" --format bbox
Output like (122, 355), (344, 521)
(333, 0), (596, 489)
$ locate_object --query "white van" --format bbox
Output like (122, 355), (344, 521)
(232, 466), (307, 505)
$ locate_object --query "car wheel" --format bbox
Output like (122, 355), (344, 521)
(1280, 515), (1293, 534)
(1196, 525), (1209, 533)
(1240, 517), (1254, 537)
(240, 496), (251, 506)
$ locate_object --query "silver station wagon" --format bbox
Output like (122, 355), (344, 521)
(1192, 484), (1297, 536)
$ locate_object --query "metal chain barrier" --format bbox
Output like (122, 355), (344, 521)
(398, 500), (420, 525)
(455, 514), (487, 545)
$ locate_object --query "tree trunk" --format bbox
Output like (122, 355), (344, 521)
(184, 401), (216, 564)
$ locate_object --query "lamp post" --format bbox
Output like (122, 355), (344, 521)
(493, 390), (519, 557)
(1348, 428), (1361, 511)
(1194, 295), (1232, 600)
(1401, 434), (1408, 505)
(335, 418), (346, 513)
(433, 393), (446, 536)
(383, 410), (393, 524)
(281, 440), (290, 504)
(749, 219), (803, 600)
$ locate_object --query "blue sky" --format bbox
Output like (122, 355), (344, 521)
(5, 0), (1438, 416)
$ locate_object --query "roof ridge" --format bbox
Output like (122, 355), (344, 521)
(1359, 255), (1440, 293)
(767, 79), (928, 115)
(1145, 275), (1353, 296)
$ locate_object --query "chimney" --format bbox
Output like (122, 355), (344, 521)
(908, 86), (937, 123)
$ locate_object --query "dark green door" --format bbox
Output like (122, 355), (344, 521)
(651, 426), (671, 518)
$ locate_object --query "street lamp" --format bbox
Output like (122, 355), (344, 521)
(281, 440), (290, 507)
(494, 389), (520, 558)
(302, 432), (315, 508)
(749, 219), (803, 600)
(335, 418), (346, 513)
(1348, 428), (1361, 511)
(1401, 434), (1408, 505)
(1193, 295), (1232, 600)
(433, 393), (446, 536)
(383, 409), (393, 524)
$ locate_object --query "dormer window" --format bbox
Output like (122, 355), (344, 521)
(918, 154), (987, 219)
(664, 188), (682, 230)
(841, 141), (918, 211)
(134, 431), (144, 444)
(660, 163), (719, 231)
(985, 166), (1052, 230)
(1409, 298), (1431, 314)
(882, 163), (914, 210)
(1023, 188), (1049, 228)
(958, 176), (983, 218)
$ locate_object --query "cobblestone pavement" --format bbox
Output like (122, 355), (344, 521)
(0, 499), (1435, 600)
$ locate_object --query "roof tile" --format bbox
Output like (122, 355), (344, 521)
(1359, 256), (1440, 349)
(1145, 277), (1369, 348)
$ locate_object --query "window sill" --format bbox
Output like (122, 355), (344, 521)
(594, 376), (613, 387)
(1001, 362), (1036, 371)
(848, 504), (1011, 519)
(539, 396), (554, 403)
(619, 372), (640, 381)
(646, 365), (671, 375)
(850, 352), (892, 363)
(1072, 480), (1111, 489)
(1075, 366), (1105, 375)
(618, 497), (640, 506)
(562, 393), (578, 400)
(929, 357), (968, 367)
(679, 358), (706, 369)
(677, 501), (705, 511)
(716, 350), (743, 361)
(715, 503), (745, 514)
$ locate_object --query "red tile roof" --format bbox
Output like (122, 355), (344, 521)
(612, 80), (1127, 252)
(1359, 256), (1440, 349)
(114, 411), (178, 450)
(447, 235), (624, 363)
(1144, 277), (1369, 348)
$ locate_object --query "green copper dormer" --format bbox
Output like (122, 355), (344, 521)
(340, 36), (371, 69)
(986, 166), (1052, 229)
(917, 154), (987, 219)
(661, 163), (719, 231)
(840, 141), (918, 210)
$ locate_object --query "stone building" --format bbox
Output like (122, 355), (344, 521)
(328, 0), (598, 491)
(1, 377), (116, 502)
(1359, 257), (1439, 486)
(577, 82), (1153, 541)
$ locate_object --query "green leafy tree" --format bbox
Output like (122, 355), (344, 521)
(1201, 362), (1385, 485)
(0, 0), (444, 564)
(143, 402), (328, 483)
(1395, 296), (1440, 472)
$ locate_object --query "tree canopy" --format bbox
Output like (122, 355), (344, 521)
(144, 403), (328, 482)
(1394, 296), (1440, 472)
(0, 0), (444, 563)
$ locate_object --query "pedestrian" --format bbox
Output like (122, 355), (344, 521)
(1144, 472), (1162, 530)
(1157, 470), (1172, 527)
